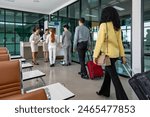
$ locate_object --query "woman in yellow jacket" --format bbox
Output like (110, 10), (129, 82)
(93, 7), (128, 100)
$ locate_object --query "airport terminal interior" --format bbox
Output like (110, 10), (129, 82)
(0, 0), (150, 100)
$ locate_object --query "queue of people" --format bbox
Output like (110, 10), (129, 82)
(29, 6), (128, 100)
(29, 24), (72, 67)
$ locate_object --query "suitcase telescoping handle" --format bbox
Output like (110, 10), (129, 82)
(119, 59), (135, 78)
(87, 50), (93, 61)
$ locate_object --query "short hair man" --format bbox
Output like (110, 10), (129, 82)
(73, 18), (91, 79)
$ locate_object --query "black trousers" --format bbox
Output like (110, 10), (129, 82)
(77, 41), (88, 75)
(99, 58), (128, 100)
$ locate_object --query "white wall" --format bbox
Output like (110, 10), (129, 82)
(132, 0), (142, 73)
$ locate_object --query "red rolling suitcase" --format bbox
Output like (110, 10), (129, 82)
(86, 51), (104, 79)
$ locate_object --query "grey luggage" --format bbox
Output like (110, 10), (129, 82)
(122, 62), (150, 100)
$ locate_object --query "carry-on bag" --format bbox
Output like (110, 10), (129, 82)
(86, 51), (104, 79)
(122, 62), (150, 100)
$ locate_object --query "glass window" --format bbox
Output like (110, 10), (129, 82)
(6, 23), (14, 33)
(23, 33), (32, 42)
(51, 15), (58, 21)
(0, 9), (4, 21)
(68, 2), (80, 19)
(15, 12), (22, 23)
(52, 12), (58, 16)
(23, 23), (37, 34)
(0, 21), (4, 32)
(144, 0), (150, 71)
(59, 7), (67, 17)
(44, 15), (49, 21)
(0, 9), (47, 55)
(6, 10), (14, 22)
(15, 24), (23, 34)
(6, 44), (15, 54)
(24, 12), (44, 23)
(0, 33), (4, 44)
(6, 33), (15, 43)
(81, 0), (99, 21)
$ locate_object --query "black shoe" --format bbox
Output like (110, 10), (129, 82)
(50, 64), (53, 67)
(52, 64), (55, 67)
(62, 64), (69, 66)
(68, 63), (71, 66)
(78, 72), (82, 75)
(81, 74), (89, 79)
(96, 91), (110, 97)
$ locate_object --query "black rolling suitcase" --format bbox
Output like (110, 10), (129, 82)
(122, 63), (150, 100)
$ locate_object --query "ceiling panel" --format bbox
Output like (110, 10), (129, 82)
(0, 0), (77, 14)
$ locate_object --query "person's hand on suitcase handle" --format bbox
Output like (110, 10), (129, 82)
(93, 57), (98, 64)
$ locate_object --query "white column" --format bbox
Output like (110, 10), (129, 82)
(132, 0), (142, 73)
(44, 20), (49, 30)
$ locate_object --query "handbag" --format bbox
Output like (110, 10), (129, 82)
(97, 23), (111, 66)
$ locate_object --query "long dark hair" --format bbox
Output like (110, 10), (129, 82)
(100, 7), (120, 31)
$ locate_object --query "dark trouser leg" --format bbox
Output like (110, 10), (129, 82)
(98, 68), (111, 97)
(77, 43), (87, 75)
(78, 48), (87, 75)
(108, 59), (128, 100)
(99, 58), (128, 100)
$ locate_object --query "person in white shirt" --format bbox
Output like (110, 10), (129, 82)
(46, 28), (58, 67)
(42, 29), (49, 62)
(29, 26), (41, 65)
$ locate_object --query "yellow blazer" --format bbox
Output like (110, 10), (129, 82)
(93, 22), (125, 59)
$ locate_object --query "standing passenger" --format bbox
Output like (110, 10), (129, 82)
(73, 18), (91, 79)
(46, 29), (57, 67)
(93, 7), (128, 100)
(62, 25), (72, 66)
(43, 29), (49, 62)
(29, 26), (41, 65)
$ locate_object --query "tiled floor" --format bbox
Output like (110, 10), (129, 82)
(23, 59), (138, 100)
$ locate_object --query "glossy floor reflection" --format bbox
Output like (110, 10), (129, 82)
(23, 59), (138, 100)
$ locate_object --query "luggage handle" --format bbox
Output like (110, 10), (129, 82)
(119, 59), (135, 78)
(86, 50), (93, 61)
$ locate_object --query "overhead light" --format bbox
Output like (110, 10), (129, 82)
(0, 22), (26, 26)
(85, 14), (97, 18)
(113, 6), (125, 11)
(109, 0), (119, 5)
(119, 0), (126, 2)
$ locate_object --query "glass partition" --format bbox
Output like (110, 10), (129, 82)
(0, 9), (48, 55)
(59, 8), (67, 17)
(68, 2), (80, 19)
(81, 0), (99, 22)
(144, 0), (150, 71)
